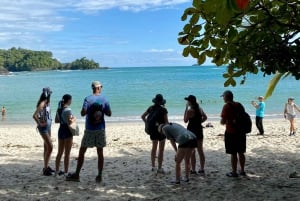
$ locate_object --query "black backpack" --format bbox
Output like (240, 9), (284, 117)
(145, 106), (163, 135)
(88, 102), (103, 124)
(231, 102), (252, 134)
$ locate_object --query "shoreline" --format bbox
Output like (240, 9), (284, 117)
(0, 114), (289, 126)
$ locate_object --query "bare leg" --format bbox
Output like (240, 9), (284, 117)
(75, 147), (87, 175)
(55, 139), (65, 172)
(231, 154), (238, 174)
(197, 139), (205, 171)
(190, 149), (196, 172)
(64, 137), (73, 173)
(97, 147), (104, 175)
(151, 140), (158, 169)
(157, 139), (165, 169)
(238, 152), (245, 172)
(184, 148), (193, 178)
(41, 133), (53, 169)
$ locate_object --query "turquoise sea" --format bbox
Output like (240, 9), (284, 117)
(0, 66), (299, 125)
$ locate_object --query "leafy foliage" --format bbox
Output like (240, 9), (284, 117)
(0, 47), (101, 72)
(178, 0), (300, 91)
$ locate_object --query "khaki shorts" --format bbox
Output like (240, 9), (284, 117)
(81, 129), (106, 148)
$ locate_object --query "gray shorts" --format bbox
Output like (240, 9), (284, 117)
(81, 129), (106, 148)
(287, 113), (296, 120)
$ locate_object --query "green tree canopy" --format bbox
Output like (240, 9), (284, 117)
(178, 0), (300, 98)
(0, 47), (101, 72)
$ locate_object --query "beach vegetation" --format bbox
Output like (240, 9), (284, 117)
(0, 47), (101, 72)
(179, 0), (300, 99)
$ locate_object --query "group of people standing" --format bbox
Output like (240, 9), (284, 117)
(142, 91), (300, 184)
(33, 81), (112, 182)
(32, 81), (300, 184)
(141, 93), (207, 184)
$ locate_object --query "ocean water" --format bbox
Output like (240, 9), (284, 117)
(0, 66), (299, 124)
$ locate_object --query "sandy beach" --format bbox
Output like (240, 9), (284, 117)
(0, 119), (299, 201)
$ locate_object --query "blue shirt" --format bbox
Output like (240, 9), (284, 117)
(256, 102), (265, 117)
(82, 94), (110, 130)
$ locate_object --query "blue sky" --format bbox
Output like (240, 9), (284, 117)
(0, 0), (204, 67)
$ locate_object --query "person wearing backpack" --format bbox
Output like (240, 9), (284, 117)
(32, 87), (54, 176)
(141, 94), (169, 174)
(220, 90), (246, 177)
(66, 81), (111, 182)
(184, 95), (207, 175)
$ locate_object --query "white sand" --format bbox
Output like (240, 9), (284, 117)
(0, 119), (300, 201)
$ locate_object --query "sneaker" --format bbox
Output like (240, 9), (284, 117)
(66, 173), (80, 182)
(198, 169), (205, 174)
(238, 171), (247, 176)
(226, 172), (238, 177)
(156, 168), (165, 174)
(190, 170), (197, 175)
(181, 176), (189, 183)
(42, 168), (53, 176)
(170, 179), (180, 185)
(95, 175), (102, 183)
(47, 166), (55, 173)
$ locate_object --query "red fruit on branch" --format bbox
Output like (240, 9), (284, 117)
(235, 0), (249, 10)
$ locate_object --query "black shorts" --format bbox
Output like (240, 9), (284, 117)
(150, 131), (166, 141)
(179, 139), (197, 148)
(224, 132), (246, 154)
(58, 124), (73, 140)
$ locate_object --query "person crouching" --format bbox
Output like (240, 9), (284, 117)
(158, 123), (197, 184)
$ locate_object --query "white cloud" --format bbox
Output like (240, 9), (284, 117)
(146, 48), (175, 53)
(74, 0), (191, 12)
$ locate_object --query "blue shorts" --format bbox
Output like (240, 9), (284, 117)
(37, 124), (51, 135)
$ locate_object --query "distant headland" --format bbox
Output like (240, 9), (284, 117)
(0, 47), (107, 75)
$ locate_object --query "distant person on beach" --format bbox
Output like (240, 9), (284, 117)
(2, 106), (6, 116)
(158, 122), (197, 184)
(55, 94), (76, 176)
(183, 95), (207, 175)
(32, 87), (54, 176)
(251, 96), (265, 135)
(220, 90), (247, 177)
(66, 81), (111, 182)
(141, 94), (168, 174)
(284, 97), (300, 136)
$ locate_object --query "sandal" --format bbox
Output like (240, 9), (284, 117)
(226, 172), (238, 177)
(66, 173), (80, 182)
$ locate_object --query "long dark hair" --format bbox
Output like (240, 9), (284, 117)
(190, 101), (201, 117)
(36, 87), (52, 107)
(57, 94), (72, 116)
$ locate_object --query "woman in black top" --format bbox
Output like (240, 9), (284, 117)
(184, 95), (207, 174)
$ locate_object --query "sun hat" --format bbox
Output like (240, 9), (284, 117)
(258, 96), (264, 99)
(91, 81), (102, 88)
(184, 95), (197, 104)
(152, 94), (166, 105)
(288, 97), (295, 100)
